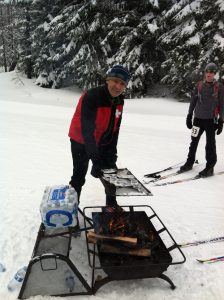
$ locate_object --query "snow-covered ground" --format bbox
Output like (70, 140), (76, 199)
(0, 71), (223, 300)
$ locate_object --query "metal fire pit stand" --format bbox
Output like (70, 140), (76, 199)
(83, 205), (186, 293)
(18, 205), (185, 298)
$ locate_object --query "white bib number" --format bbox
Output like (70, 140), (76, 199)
(191, 126), (200, 137)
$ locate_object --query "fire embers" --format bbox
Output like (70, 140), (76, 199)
(107, 214), (136, 236)
(106, 214), (155, 248)
(90, 211), (159, 257)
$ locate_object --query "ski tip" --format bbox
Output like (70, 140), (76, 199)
(177, 170), (183, 174)
(177, 244), (188, 248)
(178, 243), (199, 248)
(144, 174), (161, 179)
(144, 174), (152, 178)
(196, 259), (205, 263)
(196, 258), (224, 263)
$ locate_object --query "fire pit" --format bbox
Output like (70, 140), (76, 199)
(84, 205), (186, 292)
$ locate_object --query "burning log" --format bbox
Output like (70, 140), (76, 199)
(100, 244), (151, 257)
(87, 231), (137, 246)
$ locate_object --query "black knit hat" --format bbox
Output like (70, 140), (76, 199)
(106, 65), (131, 84)
(205, 62), (218, 73)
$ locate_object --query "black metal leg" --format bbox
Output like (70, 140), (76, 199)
(93, 276), (114, 293)
(93, 275), (176, 293)
(78, 208), (93, 224)
(158, 274), (176, 290)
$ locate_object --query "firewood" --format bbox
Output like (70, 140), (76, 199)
(100, 244), (151, 257)
(87, 231), (137, 245)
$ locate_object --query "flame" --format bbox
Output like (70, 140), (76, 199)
(107, 215), (128, 236)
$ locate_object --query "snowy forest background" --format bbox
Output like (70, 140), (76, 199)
(0, 0), (224, 98)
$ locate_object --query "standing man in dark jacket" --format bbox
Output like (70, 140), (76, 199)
(180, 63), (224, 177)
(68, 65), (130, 210)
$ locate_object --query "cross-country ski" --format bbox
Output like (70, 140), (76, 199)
(143, 170), (182, 184)
(143, 162), (202, 184)
(153, 171), (224, 187)
(144, 160), (199, 179)
(179, 236), (224, 248)
(197, 256), (224, 264)
(143, 161), (186, 178)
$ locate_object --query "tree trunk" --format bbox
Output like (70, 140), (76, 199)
(0, 3), (8, 72)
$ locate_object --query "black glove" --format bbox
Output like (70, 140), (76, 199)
(105, 154), (117, 169)
(216, 119), (223, 135)
(91, 161), (103, 178)
(100, 149), (118, 169)
(186, 114), (193, 129)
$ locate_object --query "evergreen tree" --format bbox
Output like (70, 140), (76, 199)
(159, 0), (202, 96)
(12, 0), (224, 98)
(17, 0), (170, 95)
(0, 0), (21, 72)
(159, 0), (224, 97)
(199, 0), (224, 81)
(0, 0), (8, 71)
(30, 0), (65, 83)
(33, 1), (94, 88)
(17, 3), (33, 78)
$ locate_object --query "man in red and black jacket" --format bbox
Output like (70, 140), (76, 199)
(68, 65), (130, 209)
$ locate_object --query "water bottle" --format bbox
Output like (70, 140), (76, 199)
(7, 266), (27, 291)
(64, 269), (75, 292)
(0, 263), (6, 272)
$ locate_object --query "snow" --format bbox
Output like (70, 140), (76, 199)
(217, 0), (224, 11)
(164, 0), (200, 21)
(186, 32), (200, 45)
(0, 71), (224, 300)
(111, 17), (120, 24)
(43, 22), (50, 32)
(148, 0), (159, 8)
(174, 0), (200, 21)
(218, 20), (224, 30)
(204, 20), (212, 28)
(147, 23), (158, 33)
(89, 18), (100, 32)
(214, 33), (224, 49)
(37, 22), (50, 32)
(71, 13), (81, 25)
(35, 73), (49, 87)
(164, 0), (187, 18)
(181, 20), (196, 36)
(50, 15), (63, 25)
(135, 63), (152, 76)
(65, 39), (76, 53)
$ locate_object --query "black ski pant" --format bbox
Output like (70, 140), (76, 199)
(186, 118), (217, 168)
(69, 139), (117, 206)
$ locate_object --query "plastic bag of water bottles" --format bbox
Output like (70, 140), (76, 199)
(40, 185), (78, 228)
